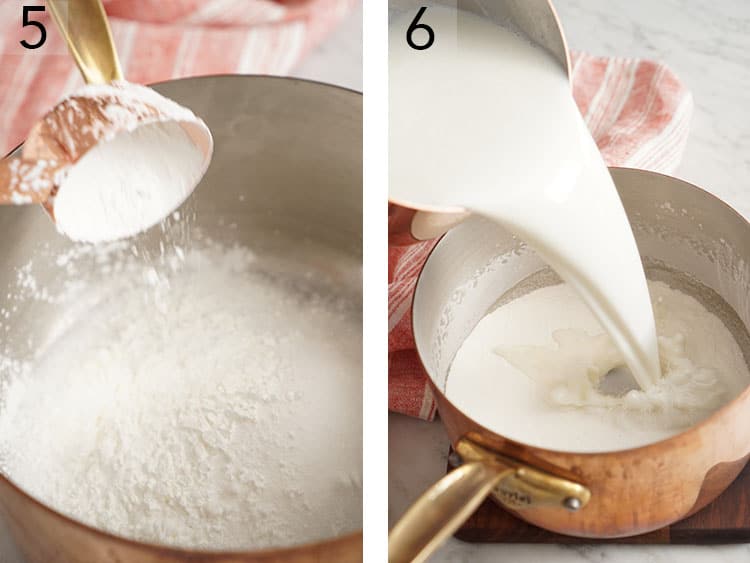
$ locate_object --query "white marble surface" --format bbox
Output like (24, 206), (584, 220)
(389, 1), (750, 561)
(0, 4), (361, 562)
(292, 1), (362, 92)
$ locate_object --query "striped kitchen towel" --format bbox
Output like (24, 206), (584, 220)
(0, 0), (355, 154)
(389, 52), (694, 420)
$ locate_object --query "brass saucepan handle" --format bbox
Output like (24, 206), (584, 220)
(388, 437), (591, 563)
(388, 461), (506, 563)
(47, 0), (123, 85)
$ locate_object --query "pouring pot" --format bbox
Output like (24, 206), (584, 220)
(388, 0), (570, 245)
(390, 167), (750, 561)
(0, 76), (362, 562)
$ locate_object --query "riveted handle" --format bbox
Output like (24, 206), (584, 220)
(388, 437), (591, 563)
(388, 461), (506, 563)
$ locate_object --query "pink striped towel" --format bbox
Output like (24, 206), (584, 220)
(389, 51), (694, 420)
(0, 0), (355, 154)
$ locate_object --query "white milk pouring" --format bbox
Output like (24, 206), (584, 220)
(390, 8), (662, 389)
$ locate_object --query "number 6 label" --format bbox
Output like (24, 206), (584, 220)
(406, 7), (435, 51)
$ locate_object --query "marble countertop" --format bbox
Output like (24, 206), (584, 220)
(291, 1), (362, 92)
(389, 0), (750, 561)
(0, 4), (362, 561)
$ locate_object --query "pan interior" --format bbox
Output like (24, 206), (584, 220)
(0, 77), (363, 550)
(414, 170), (750, 451)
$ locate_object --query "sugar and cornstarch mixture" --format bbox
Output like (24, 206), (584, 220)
(0, 81), (362, 549)
(54, 119), (204, 243)
(0, 237), (363, 549)
(391, 6), (750, 449)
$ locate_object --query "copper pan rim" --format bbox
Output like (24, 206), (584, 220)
(547, 0), (573, 78)
(0, 468), (362, 558)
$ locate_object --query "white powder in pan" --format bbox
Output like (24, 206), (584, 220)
(0, 245), (363, 549)
(53, 120), (205, 243)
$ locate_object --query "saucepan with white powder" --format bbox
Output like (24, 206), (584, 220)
(0, 76), (362, 562)
(399, 168), (750, 550)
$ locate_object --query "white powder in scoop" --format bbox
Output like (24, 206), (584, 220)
(53, 120), (205, 243)
(0, 245), (363, 549)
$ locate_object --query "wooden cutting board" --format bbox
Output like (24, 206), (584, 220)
(450, 450), (750, 544)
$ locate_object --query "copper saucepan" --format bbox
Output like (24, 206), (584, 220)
(390, 168), (750, 561)
(0, 75), (363, 563)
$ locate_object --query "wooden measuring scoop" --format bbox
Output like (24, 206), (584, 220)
(0, 0), (212, 234)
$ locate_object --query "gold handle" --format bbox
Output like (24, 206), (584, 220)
(388, 437), (591, 563)
(47, 0), (123, 84)
(455, 437), (591, 512)
(389, 461), (505, 563)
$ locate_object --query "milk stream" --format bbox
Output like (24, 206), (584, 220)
(390, 7), (661, 389)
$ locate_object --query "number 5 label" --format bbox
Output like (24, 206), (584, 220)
(20, 5), (47, 50)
